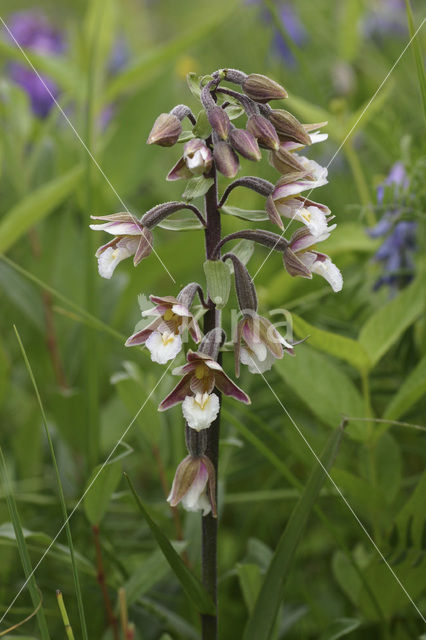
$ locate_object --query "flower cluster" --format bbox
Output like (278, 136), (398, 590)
(91, 68), (343, 516)
(368, 162), (417, 294)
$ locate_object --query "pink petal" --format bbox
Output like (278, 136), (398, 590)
(125, 319), (160, 346)
(214, 371), (251, 404)
(159, 374), (192, 411)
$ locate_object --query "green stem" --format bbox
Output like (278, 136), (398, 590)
(344, 144), (376, 226)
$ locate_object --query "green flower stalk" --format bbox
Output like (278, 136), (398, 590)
(91, 67), (343, 639)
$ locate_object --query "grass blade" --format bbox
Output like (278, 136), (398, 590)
(243, 423), (345, 640)
(125, 473), (216, 616)
(0, 447), (50, 639)
(56, 591), (75, 640)
(14, 327), (88, 640)
(404, 1), (426, 120)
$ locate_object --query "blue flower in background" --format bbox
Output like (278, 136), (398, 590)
(247, 1), (307, 66)
(363, 0), (407, 40)
(368, 162), (417, 294)
(6, 11), (65, 118)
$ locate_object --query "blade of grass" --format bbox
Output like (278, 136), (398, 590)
(0, 254), (125, 342)
(404, 1), (426, 120)
(243, 422), (345, 640)
(124, 473), (216, 616)
(14, 327), (88, 640)
(56, 591), (75, 640)
(0, 589), (43, 637)
(0, 447), (50, 639)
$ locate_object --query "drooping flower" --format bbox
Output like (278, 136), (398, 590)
(167, 138), (213, 180)
(167, 454), (217, 517)
(125, 292), (202, 364)
(6, 11), (65, 118)
(235, 313), (294, 376)
(159, 350), (250, 430)
(90, 213), (153, 279)
(283, 227), (343, 292)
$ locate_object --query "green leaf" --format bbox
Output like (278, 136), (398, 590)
(243, 424), (344, 640)
(125, 474), (216, 615)
(337, 0), (364, 61)
(124, 549), (171, 605)
(319, 617), (361, 640)
(275, 345), (366, 439)
(84, 461), (122, 525)
(237, 563), (262, 614)
(192, 109), (211, 139)
(225, 104), (245, 120)
(0, 448), (51, 639)
(383, 356), (426, 421)
(291, 314), (371, 373)
(358, 276), (424, 368)
(0, 165), (83, 253)
(221, 205), (269, 222)
(226, 239), (254, 271)
(182, 176), (214, 201)
(158, 212), (204, 231)
(394, 469), (426, 552)
(404, 0), (426, 119)
(203, 259), (232, 309)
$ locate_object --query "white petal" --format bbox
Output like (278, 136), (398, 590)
(146, 331), (182, 364)
(90, 221), (142, 235)
(309, 132), (328, 144)
(311, 258), (343, 292)
(296, 155), (328, 183)
(97, 238), (138, 279)
(182, 393), (220, 431)
(240, 347), (276, 374)
(182, 491), (211, 516)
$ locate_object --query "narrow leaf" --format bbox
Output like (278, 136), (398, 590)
(182, 176), (214, 201)
(203, 259), (232, 309)
(125, 474), (216, 615)
(84, 461), (122, 525)
(358, 276), (423, 367)
(384, 356), (426, 421)
(291, 314), (371, 373)
(319, 617), (361, 640)
(244, 424), (344, 640)
(0, 166), (83, 253)
(221, 205), (269, 222)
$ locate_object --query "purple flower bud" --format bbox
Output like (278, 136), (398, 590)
(223, 254), (258, 313)
(207, 105), (230, 140)
(229, 128), (262, 161)
(265, 194), (284, 229)
(242, 73), (288, 102)
(213, 141), (240, 178)
(147, 112), (182, 147)
(270, 146), (307, 174)
(247, 115), (280, 150)
(268, 109), (311, 145)
(167, 455), (217, 517)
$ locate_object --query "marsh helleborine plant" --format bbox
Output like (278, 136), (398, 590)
(91, 68), (342, 636)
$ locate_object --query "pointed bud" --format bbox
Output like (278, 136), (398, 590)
(223, 254), (257, 312)
(270, 146), (307, 174)
(167, 454), (217, 517)
(229, 128), (262, 161)
(147, 113), (182, 147)
(283, 246), (312, 278)
(242, 73), (288, 103)
(265, 194), (284, 229)
(213, 141), (240, 178)
(247, 115), (280, 150)
(268, 110), (311, 145)
(207, 106), (230, 140)
(199, 328), (225, 360)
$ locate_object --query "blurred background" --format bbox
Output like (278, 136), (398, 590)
(0, 0), (425, 638)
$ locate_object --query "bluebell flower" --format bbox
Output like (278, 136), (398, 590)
(6, 11), (65, 118)
(368, 162), (417, 294)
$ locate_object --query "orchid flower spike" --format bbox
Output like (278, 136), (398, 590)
(90, 213), (153, 279)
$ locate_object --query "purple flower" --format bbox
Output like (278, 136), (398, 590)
(368, 162), (416, 293)
(272, 4), (307, 65)
(363, 0), (407, 40)
(6, 11), (65, 118)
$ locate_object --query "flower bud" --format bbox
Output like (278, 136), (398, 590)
(147, 112), (182, 147)
(268, 109), (311, 145)
(265, 194), (284, 229)
(242, 73), (288, 103)
(229, 128), (262, 161)
(270, 146), (307, 174)
(183, 138), (213, 176)
(247, 115), (280, 150)
(223, 254), (258, 312)
(283, 246), (312, 278)
(207, 105), (230, 140)
(213, 141), (239, 178)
